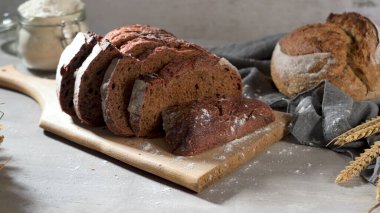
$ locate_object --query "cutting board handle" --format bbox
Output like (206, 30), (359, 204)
(0, 64), (56, 110)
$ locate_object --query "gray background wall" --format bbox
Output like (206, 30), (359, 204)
(2, 0), (380, 44)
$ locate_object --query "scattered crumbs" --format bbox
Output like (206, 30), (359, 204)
(294, 169), (301, 174)
(140, 143), (160, 155)
(208, 175), (213, 181)
(243, 164), (253, 172)
(214, 155), (226, 160)
(307, 163), (312, 168)
(162, 187), (172, 193)
(320, 172), (324, 175)
(185, 163), (195, 169)
(227, 177), (238, 185)
(175, 156), (185, 162)
(209, 189), (215, 193)
(252, 160), (259, 165)
(223, 163), (229, 168)
(224, 144), (233, 153)
(266, 150), (271, 154)
(141, 143), (152, 151)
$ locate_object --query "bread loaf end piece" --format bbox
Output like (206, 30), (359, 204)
(128, 56), (242, 137)
(162, 97), (275, 156)
(56, 32), (100, 116)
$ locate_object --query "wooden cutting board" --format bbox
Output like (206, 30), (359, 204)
(0, 64), (290, 192)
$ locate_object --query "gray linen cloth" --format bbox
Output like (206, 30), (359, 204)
(209, 35), (380, 184)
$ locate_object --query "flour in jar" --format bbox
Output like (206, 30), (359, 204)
(18, 0), (85, 19)
(17, 0), (87, 71)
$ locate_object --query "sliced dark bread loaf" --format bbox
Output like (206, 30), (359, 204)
(101, 44), (206, 136)
(73, 40), (122, 126)
(162, 97), (275, 156)
(128, 55), (243, 137)
(56, 32), (100, 116)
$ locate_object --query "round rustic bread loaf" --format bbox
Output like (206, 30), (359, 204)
(271, 12), (380, 100)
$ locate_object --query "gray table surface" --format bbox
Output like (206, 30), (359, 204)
(0, 39), (377, 213)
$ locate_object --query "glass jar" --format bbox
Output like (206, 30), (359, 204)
(17, 9), (88, 71)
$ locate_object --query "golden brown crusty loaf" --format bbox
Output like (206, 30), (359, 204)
(271, 12), (380, 100)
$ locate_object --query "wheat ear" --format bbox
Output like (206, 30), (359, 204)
(335, 141), (380, 184)
(329, 116), (380, 147)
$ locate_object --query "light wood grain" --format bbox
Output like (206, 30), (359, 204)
(0, 64), (290, 192)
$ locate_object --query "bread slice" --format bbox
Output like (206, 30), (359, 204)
(128, 56), (243, 137)
(56, 32), (100, 116)
(162, 97), (275, 156)
(72, 32), (179, 126)
(101, 44), (205, 136)
(74, 40), (121, 126)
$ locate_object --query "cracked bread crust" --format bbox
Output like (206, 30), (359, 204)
(162, 97), (275, 156)
(128, 55), (243, 137)
(271, 12), (380, 100)
(327, 12), (380, 94)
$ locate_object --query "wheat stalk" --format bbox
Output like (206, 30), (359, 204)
(328, 116), (380, 147)
(335, 141), (380, 184)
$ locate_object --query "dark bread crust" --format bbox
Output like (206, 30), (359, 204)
(104, 24), (175, 47)
(74, 40), (122, 126)
(56, 32), (100, 116)
(128, 55), (243, 137)
(162, 97), (275, 156)
(101, 43), (206, 136)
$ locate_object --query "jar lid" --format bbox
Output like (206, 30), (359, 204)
(0, 13), (17, 33)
